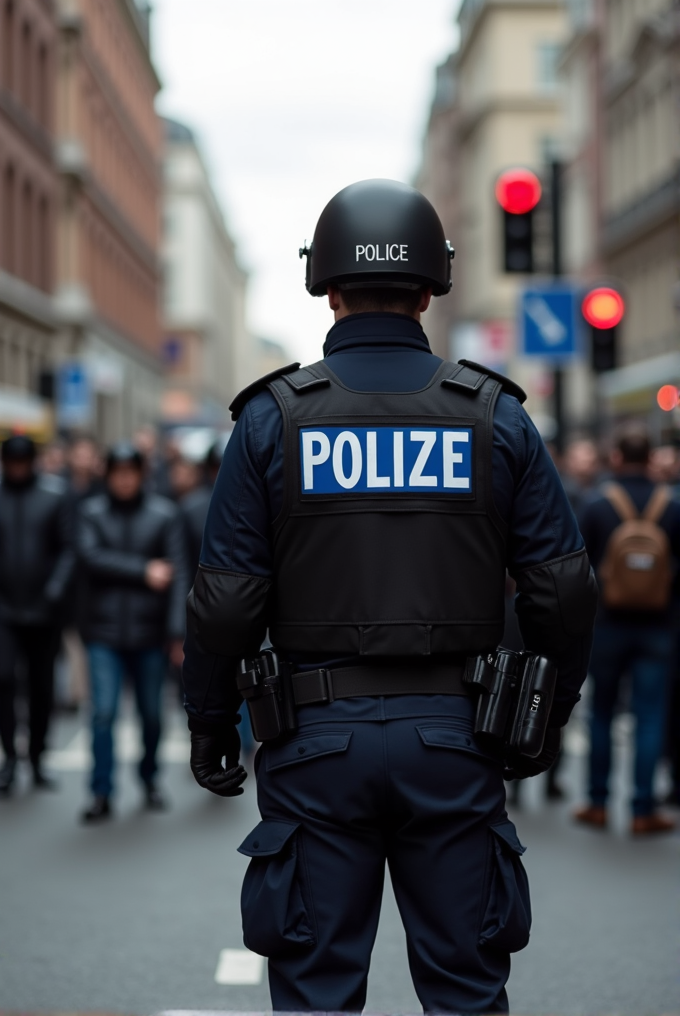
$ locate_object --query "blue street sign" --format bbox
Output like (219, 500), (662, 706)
(56, 362), (92, 427)
(519, 285), (580, 361)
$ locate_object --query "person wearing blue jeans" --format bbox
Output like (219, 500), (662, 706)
(588, 624), (673, 819)
(77, 443), (187, 822)
(577, 422), (680, 834)
(88, 645), (167, 798)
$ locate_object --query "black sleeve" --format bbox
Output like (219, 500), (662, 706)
(182, 633), (243, 733)
(183, 400), (276, 729)
(45, 494), (76, 604)
(186, 566), (271, 658)
(513, 549), (598, 727)
(77, 505), (148, 582)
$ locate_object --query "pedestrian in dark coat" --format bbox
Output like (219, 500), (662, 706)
(0, 436), (74, 793)
(78, 443), (188, 821)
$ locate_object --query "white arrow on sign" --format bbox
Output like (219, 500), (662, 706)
(525, 296), (567, 346)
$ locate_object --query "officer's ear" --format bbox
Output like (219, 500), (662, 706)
(418, 287), (433, 314)
(327, 286), (342, 313)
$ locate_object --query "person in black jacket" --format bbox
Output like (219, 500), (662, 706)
(77, 443), (187, 821)
(0, 436), (74, 794)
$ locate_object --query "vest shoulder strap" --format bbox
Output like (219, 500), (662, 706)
(277, 362), (332, 394)
(454, 359), (527, 405)
(230, 362), (301, 420)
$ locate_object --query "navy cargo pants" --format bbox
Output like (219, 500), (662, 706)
(238, 694), (531, 1014)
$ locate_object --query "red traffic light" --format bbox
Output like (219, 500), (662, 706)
(582, 287), (625, 329)
(495, 168), (542, 215)
(657, 385), (679, 412)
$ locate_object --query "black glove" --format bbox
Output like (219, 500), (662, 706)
(189, 724), (247, 797)
(503, 726), (562, 781)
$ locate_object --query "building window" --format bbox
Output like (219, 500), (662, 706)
(21, 20), (31, 112)
(3, 165), (16, 274)
(22, 179), (33, 284)
(536, 42), (561, 94)
(2, 1), (14, 92)
(38, 43), (48, 127)
(38, 196), (49, 291)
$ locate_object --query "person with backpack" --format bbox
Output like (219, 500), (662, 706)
(576, 423), (680, 834)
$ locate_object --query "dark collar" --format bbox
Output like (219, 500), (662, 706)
(1, 473), (37, 491)
(323, 313), (432, 357)
(107, 490), (145, 513)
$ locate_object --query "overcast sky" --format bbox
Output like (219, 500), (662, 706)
(152, 0), (459, 364)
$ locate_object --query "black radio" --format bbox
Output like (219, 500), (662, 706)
(463, 648), (557, 758)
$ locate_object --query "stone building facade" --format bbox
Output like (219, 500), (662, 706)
(54, 0), (162, 441)
(416, 54), (461, 360)
(562, 0), (680, 427)
(417, 0), (570, 430)
(0, 0), (57, 438)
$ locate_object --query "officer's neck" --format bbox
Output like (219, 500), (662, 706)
(327, 286), (431, 322)
(332, 304), (422, 324)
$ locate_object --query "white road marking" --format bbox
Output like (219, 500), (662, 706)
(214, 947), (265, 985)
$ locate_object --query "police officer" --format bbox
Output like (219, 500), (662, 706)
(183, 179), (597, 1014)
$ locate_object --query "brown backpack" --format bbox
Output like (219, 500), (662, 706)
(599, 483), (673, 611)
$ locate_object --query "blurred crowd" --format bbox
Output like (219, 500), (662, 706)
(533, 426), (680, 833)
(0, 423), (678, 833)
(0, 427), (230, 820)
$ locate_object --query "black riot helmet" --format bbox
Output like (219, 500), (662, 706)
(300, 179), (454, 297)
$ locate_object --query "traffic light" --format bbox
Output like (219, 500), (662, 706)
(495, 168), (542, 273)
(657, 385), (679, 412)
(582, 287), (625, 373)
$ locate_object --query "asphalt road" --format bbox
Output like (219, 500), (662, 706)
(0, 697), (678, 1015)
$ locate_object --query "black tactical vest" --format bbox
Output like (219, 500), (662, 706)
(266, 359), (510, 658)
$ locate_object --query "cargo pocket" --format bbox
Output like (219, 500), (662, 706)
(479, 818), (532, 952)
(265, 731), (352, 772)
(417, 724), (501, 764)
(238, 820), (315, 958)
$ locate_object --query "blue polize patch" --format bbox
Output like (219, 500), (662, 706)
(300, 426), (473, 495)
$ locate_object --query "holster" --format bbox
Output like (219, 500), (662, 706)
(236, 650), (297, 743)
(238, 646), (556, 756)
(463, 647), (557, 758)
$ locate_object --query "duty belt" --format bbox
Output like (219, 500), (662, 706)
(291, 663), (467, 706)
(237, 652), (468, 741)
(239, 649), (556, 758)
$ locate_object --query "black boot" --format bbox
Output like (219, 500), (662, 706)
(0, 756), (17, 794)
(144, 783), (168, 811)
(81, 795), (111, 823)
(546, 769), (565, 800)
(32, 762), (59, 791)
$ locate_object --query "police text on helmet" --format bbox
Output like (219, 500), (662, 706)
(355, 244), (408, 263)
